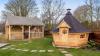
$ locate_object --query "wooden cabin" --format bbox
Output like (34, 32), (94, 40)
(5, 15), (44, 40)
(52, 9), (90, 48)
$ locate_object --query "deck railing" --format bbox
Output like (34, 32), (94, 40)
(10, 32), (43, 40)
(30, 32), (43, 38)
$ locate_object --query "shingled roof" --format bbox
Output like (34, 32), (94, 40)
(53, 10), (90, 33)
(6, 15), (44, 26)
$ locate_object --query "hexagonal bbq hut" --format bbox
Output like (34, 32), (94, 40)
(52, 9), (90, 48)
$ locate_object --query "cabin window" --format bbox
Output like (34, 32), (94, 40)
(62, 30), (67, 34)
(80, 34), (85, 38)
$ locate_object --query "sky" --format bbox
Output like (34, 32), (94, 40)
(0, 0), (86, 21)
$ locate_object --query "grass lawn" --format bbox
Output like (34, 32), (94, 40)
(0, 36), (100, 56)
(0, 37), (64, 56)
(66, 48), (100, 56)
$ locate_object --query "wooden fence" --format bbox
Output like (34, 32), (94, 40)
(94, 31), (100, 45)
(89, 31), (100, 45)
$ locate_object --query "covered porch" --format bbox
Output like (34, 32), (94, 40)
(5, 25), (44, 40)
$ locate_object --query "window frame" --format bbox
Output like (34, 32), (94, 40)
(62, 29), (67, 34)
(80, 34), (85, 38)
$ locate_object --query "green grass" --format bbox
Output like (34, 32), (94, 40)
(66, 48), (100, 56)
(0, 36), (100, 56)
(0, 37), (64, 56)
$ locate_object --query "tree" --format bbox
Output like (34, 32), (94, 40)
(85, 0), (94, 30)
(41, 0), (65, 30)
(86, 0), (100, 30)
(4, 0), (38, 17)
(74, 5), (89, 22)
(93, 0), (100, 29)
(74, 5), (91, 28)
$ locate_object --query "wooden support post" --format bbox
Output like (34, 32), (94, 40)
(29, 26), (31, 40)
(37, 26), (40, 38)
(21, 26), (24, 40)
(39, 27), (40, 37)
(5, 26), (8, 40)
(8, 25), (11, 40)
(42, 26), (44, 37)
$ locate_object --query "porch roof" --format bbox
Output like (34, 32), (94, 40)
(6, 15), (44, 26)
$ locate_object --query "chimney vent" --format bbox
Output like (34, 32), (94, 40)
(67, 8), (71, 12)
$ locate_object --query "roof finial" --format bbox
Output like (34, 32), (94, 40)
(67, 8), (71, 12)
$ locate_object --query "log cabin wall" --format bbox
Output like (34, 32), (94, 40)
(68, 33), (89, 47)
(52, 32), (89, 47)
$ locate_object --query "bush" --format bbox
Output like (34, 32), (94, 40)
(87, 40), (96, 48)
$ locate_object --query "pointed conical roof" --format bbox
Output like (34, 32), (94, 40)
(63, 11), (90, 33)
(52, 10), (90, 33)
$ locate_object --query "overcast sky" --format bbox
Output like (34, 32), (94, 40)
(0, 0), (86, 21)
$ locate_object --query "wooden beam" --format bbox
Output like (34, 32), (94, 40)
(38, 26), (40, 38)
(8, 25), (11, 40)
(5, 25), (7, 40)
(29, 26), (31, 40)
(42, 26), (44, 37)
(21, 26), (24, 40)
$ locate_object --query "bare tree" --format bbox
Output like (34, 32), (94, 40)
(74, 5), (89, 22)
(86, 0), (100, 30)
(74, 5), (91, 28)
(94, 0), (100, 29)
(41, 0), (65, 30)
(4, 0), (38, 17)
(86, 0), (94, 30)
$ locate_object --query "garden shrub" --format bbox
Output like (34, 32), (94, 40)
(87, 40), (96, 48)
